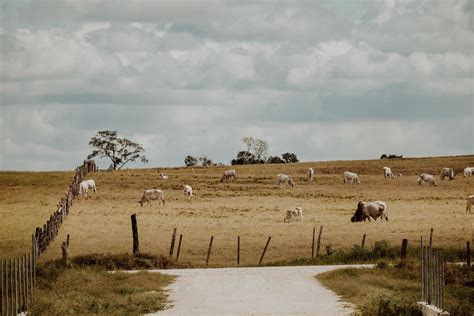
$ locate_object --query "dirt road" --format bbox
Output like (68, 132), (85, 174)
(148, 265), (371, 315)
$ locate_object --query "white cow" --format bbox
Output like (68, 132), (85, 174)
(417, 174), (437, 187)
(351, 201), (388, 222)
(466, 195), (474, 213)
(464, 167), (474, 177)
(277, 174), (295, 188)
(440, 168), (455, 180)
(307, 168), (315, 181)
(79, 179), (96, 197)
(383, 167), (395, 179)
(343, 171), (361, 185)
(220, 170), (236, 182)
(160, 173), (169, 180)
(183, 185), (193, 199)
(284, 207), (303, 223)
(139, 189), (165, 207)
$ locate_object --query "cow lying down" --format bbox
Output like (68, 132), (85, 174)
(351, 201), (388, 222)
(284, 207), (303, 223)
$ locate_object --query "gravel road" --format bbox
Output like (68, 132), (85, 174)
(146, 265), (372, 315)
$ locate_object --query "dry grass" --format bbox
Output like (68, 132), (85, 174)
(1, 156), (473, 266)
(31, 262), (174, 315)
(316, 261), (473, 315)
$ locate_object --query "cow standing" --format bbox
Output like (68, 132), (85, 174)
(383, 167), (395, 179)
(351, 201), (388, 222)
(220, 170), (236, 182)
(440, 168), (455, 180)
(284, 207), (303, 223)
(277, 174), (295, 188)
(139, 189), (165, 207)
(417, 174), (437, 187)
(307, 168), (315, 181)
(79, 179), (96, 197)
(343, 171), (361, 185)
(183, 185), (193, 199)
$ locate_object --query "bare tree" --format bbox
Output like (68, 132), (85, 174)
(241, 137), (268, 161)
(87, 130), (148, 170)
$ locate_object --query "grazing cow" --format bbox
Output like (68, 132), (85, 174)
(465, 195), (474, 213)
(183, 185), (193, 199)
(284, 207), (303, 223)
(160, 173), (169, 180)
(307, 168), (315, 181)
(466, 195), (474, 213)
(277, 174), (295, 188)
(343, 171), (361, 185)
(139, 189), (165, 207)
(383, 167), (395, 179)
(220, 169), (236, 182)
(417, 174), (437, 187)
(464, 167), (474, 177)
(440, 168), (455, 180)
(351, 201), (388, 222)
(79, 179), (96, 197)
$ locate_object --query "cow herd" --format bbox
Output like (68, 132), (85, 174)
(77, 164), (473, 224)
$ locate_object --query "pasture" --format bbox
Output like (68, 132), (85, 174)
(1, 156), (472, 267)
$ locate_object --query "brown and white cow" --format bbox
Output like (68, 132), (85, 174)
(351, 201), (388, 222)
(284, 207), (303, 223)
(139, 189), (165, 207)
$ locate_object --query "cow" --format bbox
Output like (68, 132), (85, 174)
(417, 174), (437, 187)
(284, 207), (303, 223)
(79, 179), (96, 197)
(307, 168), (315, 181)
(343, 171), (361, 185)
(220, 170), (236, 182)
(277, 174), (295, 188)
(160, 173), (169, 180)
(383, 167), (395, 179)
(397, 173), (403, 177)
(183, 185), (193, 199)
(466, 195), (474, 213)
(464, 167), (474, 177)
(139, 189), (165, 207)
(351, 201), (388, 222)
(440, 168), (455, 180)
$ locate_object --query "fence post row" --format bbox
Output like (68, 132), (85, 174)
(0, 160), (96, 316)
(421, 246), (446, 312)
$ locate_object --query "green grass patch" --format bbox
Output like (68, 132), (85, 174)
(316, 260), (473, 316)
(31, 259), (175, 315)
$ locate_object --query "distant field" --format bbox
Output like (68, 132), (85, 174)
(1, 156), (473, 266)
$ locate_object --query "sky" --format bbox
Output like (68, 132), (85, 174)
(0, 0), (473, 171)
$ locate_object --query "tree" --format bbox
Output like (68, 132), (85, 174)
(241, 137), (268, 161)
(87, 130), (148, 170)
(184, 155), (198, 167)
(281, 152), (299, 163)
(231, 151), (256, 165)
(267, 156), (285, 164)
(198, 156), (215, 166)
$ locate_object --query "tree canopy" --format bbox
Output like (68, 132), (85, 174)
(87, 130), (148, 170)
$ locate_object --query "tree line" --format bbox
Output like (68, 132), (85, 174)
(86, 131), (298, 168)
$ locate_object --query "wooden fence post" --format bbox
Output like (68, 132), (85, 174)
(311, 227), (315, 258)
(14, 259), (18, 315)
(237, 236), (240, 265)
(206, 236), (214, 266)
(0, 260), (3, 316)
(361, 234), (366, 250)
(259, 237), (271, 265)
(61, 241), (70, 267)
(429, 228), (433, 249)
(401, 239), (408, 259)
(131, 214), (139, 256)
(467, 241), (471, 267)
(10, 260), (14, 316)
(316, 226), (323, 257)
(176, 235), (183, 261)
(169, 228), (177, 259)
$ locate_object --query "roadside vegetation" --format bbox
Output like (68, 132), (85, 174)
(30, 257), (176, 315)
(317, 261), (473, 316)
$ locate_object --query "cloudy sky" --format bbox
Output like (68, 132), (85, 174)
(0, 0), (472, 170)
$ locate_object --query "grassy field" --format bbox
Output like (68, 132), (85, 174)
(317, 261), (473, 315)
(31, 261), (174, 315)
(1, 156), (473, 266)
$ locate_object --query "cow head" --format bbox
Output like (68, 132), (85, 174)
(288, 178), (295, 187)
(351, 201), (365, 222)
